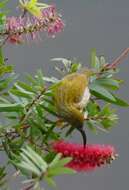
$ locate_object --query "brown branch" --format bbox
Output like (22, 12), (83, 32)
(20, 87), (46, 125)
(0, 36), (10, 47)
(105, 48), (129, 69)
(22, 184), (34, 190)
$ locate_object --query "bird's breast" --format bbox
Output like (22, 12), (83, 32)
(78, 87), (90, 109)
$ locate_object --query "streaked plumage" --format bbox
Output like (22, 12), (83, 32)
(53, 69), (91, 147)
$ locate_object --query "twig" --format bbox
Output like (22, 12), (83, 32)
(105, 48), (129, 69)
(20, 87), (46, 125)
(0, 36), (10, 47)
(21, 9), (27, 18)
(22, 184), (34, 190)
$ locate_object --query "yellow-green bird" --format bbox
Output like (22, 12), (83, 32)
(53, 69), (92, 147)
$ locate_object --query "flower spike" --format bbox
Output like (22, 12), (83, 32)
(3, 5), (64, 44)
(53, 140), (118, 172)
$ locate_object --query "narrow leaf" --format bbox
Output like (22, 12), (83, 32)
(0, 103), (23, 112)
(94, 78), (120, 90)
(49, 153), (62, 168)
(90, 83), (116, 102)
(0, 48), (4, 65)
(44, 176), (57, 188)
(90, 48), (96, 68)
(16, 81), (35, 93)
(53, 157), (72, 167)
(48, 167), (75, 176)
(108, 96), (129, 107)
(10, 89), (32, 99)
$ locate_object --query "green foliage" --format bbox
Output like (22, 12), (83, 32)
(19, 0), (50, 18)
(90, 83), (116, 102)
(0, 0), (8, 33)
(0, 48), (4, 65)
(0, 44), (128, 188)
(52, 58), (82, 75)
(86, 102), (118, 132)
(0, 166), (7, 189)
(0, 0), (127, 188)
(89, 51), (128, 106)
(0, 47), (14, 101)
(12, 146), (75, 189)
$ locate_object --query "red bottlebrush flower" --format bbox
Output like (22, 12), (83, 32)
(53, 140), (118, 172)
(2, 5), (64, 44)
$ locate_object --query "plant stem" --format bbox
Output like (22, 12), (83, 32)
(20, 87), (46, 125)
(0, 36), (9, 47)
(105, 48), (129, 69)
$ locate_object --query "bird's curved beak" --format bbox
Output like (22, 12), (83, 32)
(77, 127), (87, 148)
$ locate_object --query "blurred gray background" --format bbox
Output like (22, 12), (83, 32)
(3, 0), (129, 189)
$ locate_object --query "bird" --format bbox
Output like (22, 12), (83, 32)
(53, 68), (92, 147)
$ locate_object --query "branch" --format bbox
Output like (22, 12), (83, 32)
(20, 87), (46, 125)
(105, 48), (129, 69)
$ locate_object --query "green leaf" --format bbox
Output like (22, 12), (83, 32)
(65, 125), (75, 137)
(0, 103), (23, 112)
(43, 97), (53, 105)
(53, 157), (72, 168)
(0, 96), (10, 103)
(48, 167), (75, 176)
(94, 93), (129, 107)
(90, 48), (96, 68)
(35, 69), (44, 86)
(112, 96), (129, 107)
(26, 74), (37, 85)
(0, 74), (16, 91)
(41, 104), (58, 116)
(0, 65), (13, 76)
(44, 124), (57, 142)
(0, 14), (6, 32)
(16, 81), (36, 93)
(16, 162), (41, 176)
(52, 58), (71, 69)
(36, 105), (44, 118)
(44, 90), (53, 97)
(93, 57), (100, 71)
(9, 93), (22, 104)
(14, 146), (49, 177)
(87, 119), (108, 133)
(28, 118), (46, 136)
(70, 63), (81, 73)
(10, 89), (33, 99)
(44, 176), (57, 188)
(20, 154), (41, 176)
(49, 153), (62, 168)
(22, 146), (48, 172)
(86, 120), (97, 133)
(0, 0), (8, 8)
(43, 77), (59, 83)
(0, 48), (4, 65)
(100, 104), (112, 116)
(101, 119), (114, 129)
(90, 80), (129, 106)
(99, 56), (106, 66)
(0, 166), (6, 187)
(87, 101), (100, 116)
(94, 78), (120, 90)
(90, 83), (116, 102)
